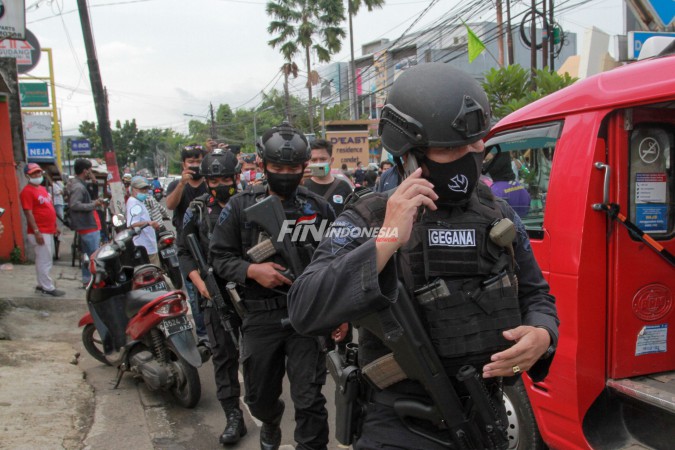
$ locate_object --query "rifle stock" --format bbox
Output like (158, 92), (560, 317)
(243, 195), (304, 279)
(186, 233), (239, 348)
(355, 281), (505, 449)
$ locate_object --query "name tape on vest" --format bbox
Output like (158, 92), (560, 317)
(428, 229), (476, 247)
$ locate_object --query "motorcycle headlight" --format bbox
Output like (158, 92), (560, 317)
(96, 244), (116, 260)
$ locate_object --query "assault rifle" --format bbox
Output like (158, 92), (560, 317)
(243, 195), (304, 280)
(354, 280), (508, 449)
(186, 234), (239, 348)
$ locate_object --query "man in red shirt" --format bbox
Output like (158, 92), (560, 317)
(20, 163), (64, 297)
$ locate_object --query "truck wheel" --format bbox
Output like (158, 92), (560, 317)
(503, 378), (545, 450)
(82, 324), (111, 366)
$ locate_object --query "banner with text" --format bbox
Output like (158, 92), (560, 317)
(327, 131), (369, 169)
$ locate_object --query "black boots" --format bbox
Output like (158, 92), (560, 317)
(260, 400), (284, 450)
(219, 409), (247, 445)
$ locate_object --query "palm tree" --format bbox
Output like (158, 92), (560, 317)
(267, 0), (346, 132)
(347, 0), (385, 120)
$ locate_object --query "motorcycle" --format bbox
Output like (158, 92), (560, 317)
(157, 226), (183, 289)
(78, 213), (203, 408)
(153, 187), (164, 201)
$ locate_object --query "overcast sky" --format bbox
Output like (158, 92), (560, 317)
(22, 0), (624, 136)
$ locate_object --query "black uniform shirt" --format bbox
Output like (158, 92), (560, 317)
(209, 186), (336, 300)
(177, 194), (222, 278)
(288, 194), (559, 381)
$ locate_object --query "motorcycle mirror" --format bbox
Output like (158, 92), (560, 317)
(112, 214), (125, 228)
(129, 204), (143, 218)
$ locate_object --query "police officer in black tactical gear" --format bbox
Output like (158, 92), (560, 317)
(176, 149), (246, 445)
(210, 123), (336, 450)
(287, 63), (559, 449)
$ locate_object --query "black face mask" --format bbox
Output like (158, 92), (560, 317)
(423, 152), (483, 206)
(266, 171), (303, 197)
(188, 166), (203, 180)
(211, 185), (236, 203)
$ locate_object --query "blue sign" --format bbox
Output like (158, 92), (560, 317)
(636, 204), (668, 233)
(628, 31), (675, 58)
(71, 139), (91, 155)
(645, 0), (675, 28)
(26, 141), (55, 163)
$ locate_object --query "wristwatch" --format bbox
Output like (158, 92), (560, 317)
(540, 344), (556, 360)
(536, 326), (556, 360)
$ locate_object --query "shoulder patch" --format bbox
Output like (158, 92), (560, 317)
(218, 203), (232, 225)
(328, 220), (358, 254)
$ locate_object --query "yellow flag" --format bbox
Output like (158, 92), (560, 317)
(465, 23), (486, 63)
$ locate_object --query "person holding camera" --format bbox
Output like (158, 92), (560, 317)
(67, 159), (105, 287)
(303, 139), (353, 215)
(165, 144), (209, 342)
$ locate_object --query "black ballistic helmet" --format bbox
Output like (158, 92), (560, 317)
(200, 149), (241, 178)
(257, 122), (310, 165)
(378, 63), (492, 157)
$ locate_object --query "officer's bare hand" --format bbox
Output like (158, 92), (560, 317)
(376, 168), (437, 272)
(331, 323), (349, 342)
(482, 326), (551, 378)
(195, 279), (211, 299)
(247, 262), (293, 289)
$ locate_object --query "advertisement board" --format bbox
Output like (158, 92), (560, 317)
(23, 114), (52, 140)
(327, 131), (369, 169)
(0, 0), (26, 40)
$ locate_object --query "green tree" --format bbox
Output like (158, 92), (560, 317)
(267, 0), (346, 132)
(347, 0), (385, 120)
(482, 64), (577, 119)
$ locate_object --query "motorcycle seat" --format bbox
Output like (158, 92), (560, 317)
(125, 290), (164, 318)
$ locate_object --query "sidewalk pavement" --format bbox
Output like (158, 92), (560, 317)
(0, 230), (94, 449)
(0, 230), (196, 450)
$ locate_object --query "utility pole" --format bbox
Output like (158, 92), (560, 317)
(348, 9), (359, 121)
(530, 0), (537, 89)
(549, 0), (555, 71)
(209, 102), (217, 139)
(505, 0), (514, 65)
(496, 0), (505, 67)
(76, 0), (124, 215)
(542, 0), (549, 69)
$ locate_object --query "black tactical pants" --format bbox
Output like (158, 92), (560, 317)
(240, 308), (329, 450)
(203, 306), (241, 407)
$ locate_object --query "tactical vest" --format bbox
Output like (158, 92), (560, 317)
(347, 184), (522, 376)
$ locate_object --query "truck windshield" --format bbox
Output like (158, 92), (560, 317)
(484, 122), (562, 237)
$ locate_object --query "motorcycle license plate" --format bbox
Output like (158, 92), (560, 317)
(159, 315), (193, 337)
(142, 281), (168, 292)
(160, 247), (176, 257)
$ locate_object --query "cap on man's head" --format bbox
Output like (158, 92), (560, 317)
(130, 176), (151, 190)
(24, 163), (42, 175)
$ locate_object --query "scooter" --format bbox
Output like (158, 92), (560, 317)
(78, 215), (203, 408)
(157, 226), (183, 289)
(153, 187), (164, 201)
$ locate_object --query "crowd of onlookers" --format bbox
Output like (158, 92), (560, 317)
(7, 141), (532, 300)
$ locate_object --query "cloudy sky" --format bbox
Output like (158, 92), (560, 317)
(21, 0), (624, 136)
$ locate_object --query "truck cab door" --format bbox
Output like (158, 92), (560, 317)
(606, 108), (675, 379)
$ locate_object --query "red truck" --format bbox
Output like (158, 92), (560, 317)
(485, 48), (674, 449)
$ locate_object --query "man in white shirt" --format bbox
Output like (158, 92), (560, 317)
(126, 176), (160, 266)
